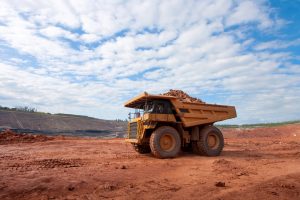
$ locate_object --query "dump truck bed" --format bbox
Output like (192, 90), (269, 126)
(169, 100), (236, 127)
(124, 92), (236, 127)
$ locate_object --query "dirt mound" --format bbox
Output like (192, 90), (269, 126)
(220, 173), (300, 200)
(212, 159), (255, 178)
(222, 123), (300, 138)
(29, 159), (83, 169)
(161, 89), (203, 103)
(0, 129), (53, 145)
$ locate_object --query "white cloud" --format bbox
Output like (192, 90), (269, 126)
(80, 33), (100, 43)
(226, 1), (273, 28)
(0, 0), (299, 124)
(254, 38), (300, 51)
(40, 26), (78, 40)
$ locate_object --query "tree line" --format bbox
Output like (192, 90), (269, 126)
(0, 105), (37, 113)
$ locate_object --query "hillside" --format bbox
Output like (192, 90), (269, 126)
(0, 110), (127, 138)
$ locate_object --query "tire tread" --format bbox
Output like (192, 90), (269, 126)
(194, 125), (224, 156)
(150, 126), (181, 158)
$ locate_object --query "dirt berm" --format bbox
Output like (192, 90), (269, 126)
(0, 129), (53, 145)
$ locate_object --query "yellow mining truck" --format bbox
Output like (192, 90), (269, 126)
(124, 92), (237, 158)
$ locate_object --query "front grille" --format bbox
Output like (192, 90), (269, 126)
(129, 122), (137, 139)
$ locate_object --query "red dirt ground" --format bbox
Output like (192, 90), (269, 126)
(0, 124), (300, 200)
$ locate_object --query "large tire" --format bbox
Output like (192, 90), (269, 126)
(193, 126), (224, 156)
(132, 144), (151, 154)
(150, 126), (181, 158)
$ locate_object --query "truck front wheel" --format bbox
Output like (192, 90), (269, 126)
(150, 126), (181, 158)
(193, 126), (224, 156)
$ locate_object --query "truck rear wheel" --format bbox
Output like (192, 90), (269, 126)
(150, 126), (181, 158)
(193, 126), (224, 156)
(132, 144), (151, 154)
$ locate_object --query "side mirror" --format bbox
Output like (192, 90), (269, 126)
(128, 112), (131, 120)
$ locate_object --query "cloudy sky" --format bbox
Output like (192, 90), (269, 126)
(0, 0), (299, 124)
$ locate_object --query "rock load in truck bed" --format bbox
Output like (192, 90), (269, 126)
(161, 89), (204, 103)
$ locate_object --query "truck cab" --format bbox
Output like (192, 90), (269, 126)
(127, 99), (176, 139)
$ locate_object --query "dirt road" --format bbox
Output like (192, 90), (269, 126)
(1, 124), (300, 199)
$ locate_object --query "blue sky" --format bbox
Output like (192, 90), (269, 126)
(0, 0), (299, 124)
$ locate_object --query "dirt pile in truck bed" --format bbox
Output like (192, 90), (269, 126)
(162, 89), (203, 103)
(0, 129), (53, 145)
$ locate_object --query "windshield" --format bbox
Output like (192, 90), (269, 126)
(144, 102), (154, 113)
(144, 100), (172, 114)
(128, 100), (173, 120)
